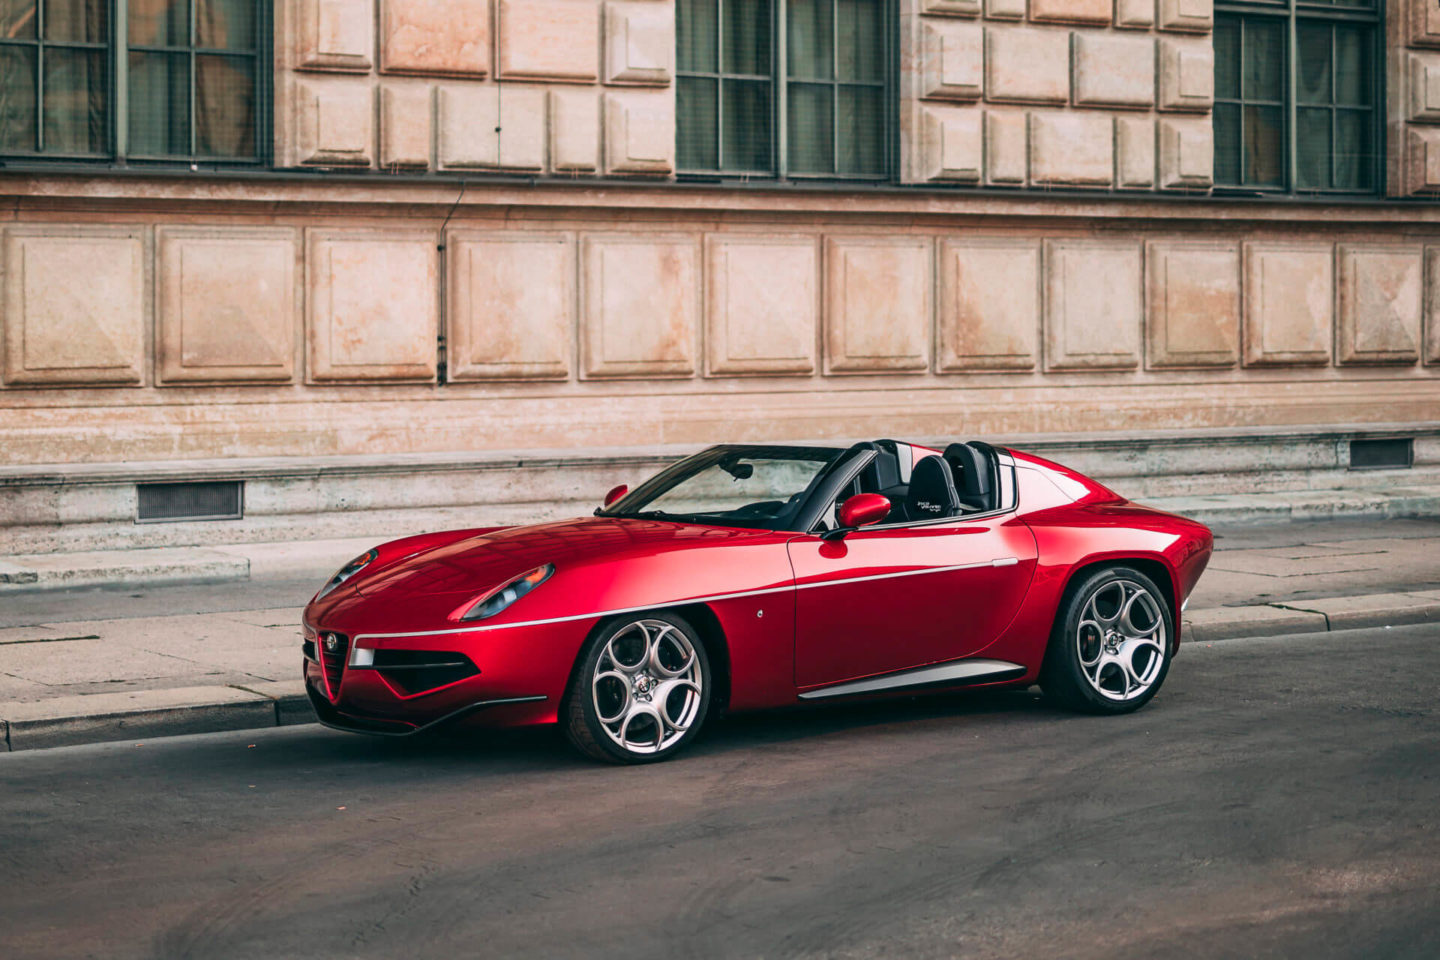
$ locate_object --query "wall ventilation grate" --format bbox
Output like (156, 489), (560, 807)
(1348, 439), (1413, 471)
(136, 481), (244, 523)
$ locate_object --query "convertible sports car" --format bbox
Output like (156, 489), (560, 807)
(302, 440), (1212, 763)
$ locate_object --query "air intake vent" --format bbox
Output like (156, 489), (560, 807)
(1349, 438), (1413, 471)
(136, 481), (243, 522)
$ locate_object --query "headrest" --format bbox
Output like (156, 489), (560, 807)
(906, 455), (960, 519)
(944, 442), (993, 504)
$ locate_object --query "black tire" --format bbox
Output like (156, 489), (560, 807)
(1039, 565), (1174, 715)
(564, 611), (713, 764)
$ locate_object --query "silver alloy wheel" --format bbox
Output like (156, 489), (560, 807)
(591, 618), (703, 755)
(1075, 578), (1167, 702)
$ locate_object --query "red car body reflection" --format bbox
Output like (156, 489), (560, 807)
(302, 442), (1212, 746)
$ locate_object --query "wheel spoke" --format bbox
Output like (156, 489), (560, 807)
(592, 670), (631, 724)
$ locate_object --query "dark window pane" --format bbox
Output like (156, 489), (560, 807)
(196, 54), (253, 157)
(787, 0), (832, 80)
(1213, 101), (1240, 185)
(1243, 104), (1283, 187)
(723, 0), (769, 75)
(0, 45), (37, 151)
(836, 84), (881, 174)
(129, 0), (187, 46)
(197, 0), (255, 51)
(787, 81), (832, 173)
(129, 50), (190, 155)
(1, 0), (37, 39)
(722, 77), (770, 170)
(45, 0), (105, 42)
(1214, 16), (1239, 100)
(43, 46), (105, 152)
(1334, 24), (1370, 106)
(1296, 106), (1331, 190)
(1296, 22), (1331, 104)
(676, 0), (716, 72)
(836, 0), (881, 83)
(677, 75), (718, 169)
(1242, 18), (1283, 101)
(1334, 109), (1370, 190)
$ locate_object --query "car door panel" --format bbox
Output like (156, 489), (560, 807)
(788, 516), (1038, 689)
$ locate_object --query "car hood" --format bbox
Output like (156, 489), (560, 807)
(349, 515), (783, 604)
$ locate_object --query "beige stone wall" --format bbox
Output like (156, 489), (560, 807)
(899, 0), (1214, 190)
(275, 0), (675, 176)
(0, 178), (1437, 465)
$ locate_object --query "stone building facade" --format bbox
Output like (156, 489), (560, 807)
(0, 0), (1437, 548)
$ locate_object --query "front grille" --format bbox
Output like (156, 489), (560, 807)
(320, 632), (349, 699)
(373, 650), (480, 697)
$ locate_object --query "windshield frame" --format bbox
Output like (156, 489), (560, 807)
(598, 444), (854, 531)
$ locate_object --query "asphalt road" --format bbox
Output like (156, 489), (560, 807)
(2, 625), (1437, 960)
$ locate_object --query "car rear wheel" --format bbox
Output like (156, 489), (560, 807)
(1040, 565), (1173, 715)
(564, 612), (712, 764)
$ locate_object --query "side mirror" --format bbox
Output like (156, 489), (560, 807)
(603, 484), (628, 508)
(837, 493), (890, 531)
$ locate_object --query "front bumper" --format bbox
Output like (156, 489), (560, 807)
(305, 682), (547, 737)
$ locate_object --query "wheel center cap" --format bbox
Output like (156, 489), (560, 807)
(634, 675), (654, 699)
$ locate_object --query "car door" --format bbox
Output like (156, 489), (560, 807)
(787, 513), (1038, 690)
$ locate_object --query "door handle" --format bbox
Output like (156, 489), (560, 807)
(991, 557), (1019, 567)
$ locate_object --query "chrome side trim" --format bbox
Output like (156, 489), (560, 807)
(992, 557), (1019, 567)
(797, 659), (1027, 700)
(352, 559), (1017, 643)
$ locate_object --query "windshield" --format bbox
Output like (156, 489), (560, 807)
(601, 446), (843, 530)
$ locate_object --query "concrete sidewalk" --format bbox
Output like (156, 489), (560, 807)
(1, 516), (1437, 752)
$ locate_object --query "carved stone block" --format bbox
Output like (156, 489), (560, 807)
(1116, 115), (1155, 188)
(2, 226), (147, 386)
(380, 85), (433, 168)
(1159, 37), (1213, 112)
(580, 234), (698, 379)
(381, 0), (490, 76)
(921, 106), (983, 181)
(297, 0), (374, 72)
(1409, 53), (1440, 123)
(1146, 241), (1240, 368)
(705, 236), (818, 376)
(447, 232), (575, 381)
(157, 227), (298, 384)
(1073, 33), (1154, 108)
(293, 80), (374, 166)
(1159, 117), (1212, 188)
(551, 87), (600, 172)
(498, 0), (600, 82)
(985, 111), (1028, 184)
(1115, 0), (1154, 29)
(1029, 0), (1110, 24)
(985, 28), (1069, 104)
(1158, 0), (1211, 32)
(937, 238), (1039, 371)
(604, 91), (674, 175)
(604, 1), (673, 85)
(306, 230), (439, 382)
(921, 20), (983, 101)
(1043, 240), (1142, 371)
(1242, 242), (1333, 367)
(1336, 246), (1423, 365)
(1030, 112), (1112, 186)
(824, 238), (933, 374)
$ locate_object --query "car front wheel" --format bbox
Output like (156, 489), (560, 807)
(1040, 565), (1173, 715)
(564, 612), (712, 763)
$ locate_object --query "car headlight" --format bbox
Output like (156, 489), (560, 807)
(316, 549), (378, 600)
(458, 564), (554, 621)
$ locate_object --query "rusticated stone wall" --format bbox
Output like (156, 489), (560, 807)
(275, 0), (676, 175)
(899, 0), (1214, 189)
(0, 180), (1437, 465)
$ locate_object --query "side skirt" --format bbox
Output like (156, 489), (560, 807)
(797, 659), (1027, 701)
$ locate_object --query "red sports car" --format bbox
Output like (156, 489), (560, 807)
(302, 440), (1212, 763)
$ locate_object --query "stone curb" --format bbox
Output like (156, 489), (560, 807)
(0, 682), (312, 753)
(1184, 591), (1440, 643)
(0, 548), (250, 593)
(5, 594), (1438, 753)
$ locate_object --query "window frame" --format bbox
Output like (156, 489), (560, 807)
(1212, 0), (1384, 197)
(675, 0), (897, 183)
(0, 0), (271, 166)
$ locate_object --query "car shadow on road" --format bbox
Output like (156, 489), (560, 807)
(271, 685), (1076, 776)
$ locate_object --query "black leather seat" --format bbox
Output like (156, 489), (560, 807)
(943, 442), (994, 512)
(906, 455), (961, 520)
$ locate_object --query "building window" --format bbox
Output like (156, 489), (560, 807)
(676, 0), (891, 179)
(0, 0), (266, 163)
(1213, 1), (1380, 194)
